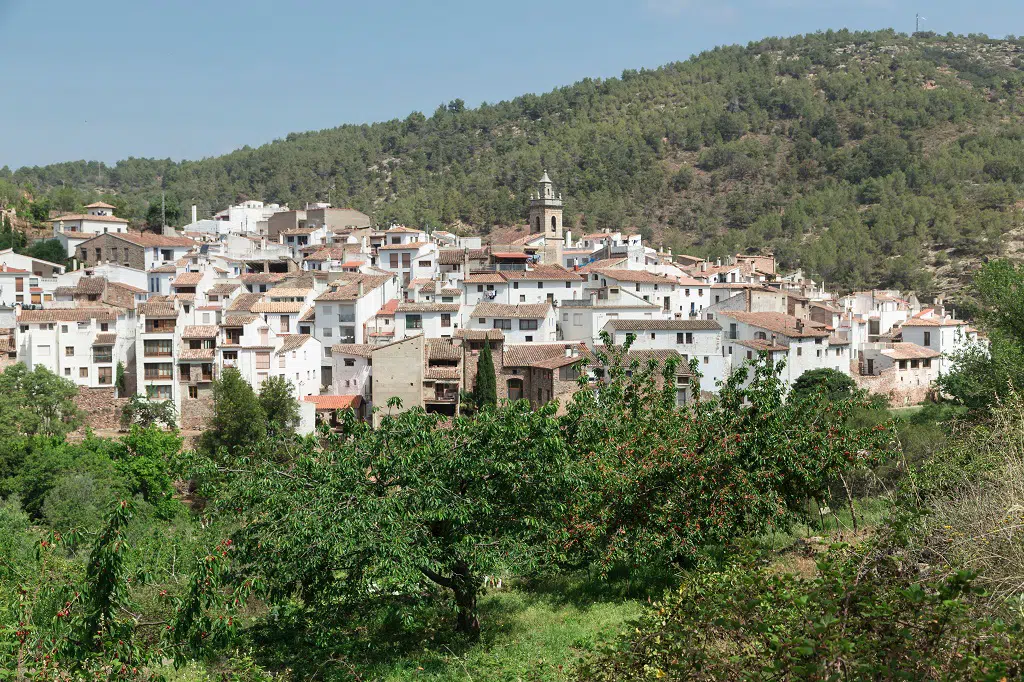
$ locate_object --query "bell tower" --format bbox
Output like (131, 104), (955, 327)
(529, 171), (564, 265)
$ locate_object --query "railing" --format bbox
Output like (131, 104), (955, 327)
(145, 323), (176, 333)
(337, 314), (356, 323)
(93, 353), (113, 363)
(222, 337), (241, 346)
(144, 372), (173, 380)
(432, 389), (458, 402)
(471, 264), (528, 272)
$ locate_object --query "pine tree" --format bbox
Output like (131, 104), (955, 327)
(473, 343), (497, 409)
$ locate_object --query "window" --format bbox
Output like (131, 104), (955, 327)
(477, 285), (484, 292)
(525, 335), (533, 342)
(146, 385), (172, 400)
(37, 345), (50, 357)
(486, 285), (494, 291)
(80, 367), (88, 378)
(100, 323), (109, 332)
(513, 282), (519, 289)
(565, 282), (571, 288)
(256, 352), (271, 370)
(61, 325), (69, 333)
(924, 331), (931, 346)
(754, 331), (767, 340)
(685, 289), (690, 296)
(441, 313), (451, 328)
(279, 355), (286, 368)
(390, 254), (399, 268)
(650, 332), (656, 340)
(815, 337), (823, 345)
(65, 346), (74, 357)
(635, 284), (641, 292)
(537, 282), (543, 289)
(519, 319), (538, 331)
(478, 318), (485, 324)
(344, 358), (355, 367)
(923, 358), (931, 368)
(573, 313), (582, 326)
(493, 319), (512, 330)
(703, 356), (709, 364)
(898, 360), (907, 370)
(816, 349), (821, 358)
(188, 386), (198, 399)
(280, 316), (290, 333)
(144, 339), (173, 356)
(401, 254), (411, 268)
(323, 305), (333, 315)
(728, 323), (737, 340)
(418, 260), (431, 267)
(519, 295), (526, 302)
(64, 368), (71, 376)
(407, 314), (423, 329)
(797, 347), (802, 356)
(747, 351), (753, 360)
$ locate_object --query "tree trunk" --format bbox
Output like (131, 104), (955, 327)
(451, 560), (480, 640)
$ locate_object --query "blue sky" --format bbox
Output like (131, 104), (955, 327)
(0, 0), (1018, 169)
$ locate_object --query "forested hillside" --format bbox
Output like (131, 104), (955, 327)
(5, 29), (1024, 292)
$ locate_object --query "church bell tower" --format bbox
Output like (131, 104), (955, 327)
(529, 171), (564, 265)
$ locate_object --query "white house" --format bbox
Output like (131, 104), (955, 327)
(601, 318), (726, 393)
(16, 307), (131, 389)
(899, 310), (982, 375)
(468, 302), (556, 344)
(558, 290), (669, 345)
(272, 334), (322, 398)
(330, 343), (376, 398)
(377, 239), (437, 288)
(394, 302), (462, 339)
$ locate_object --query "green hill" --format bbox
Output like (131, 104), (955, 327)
(4, 28), (1024, 293)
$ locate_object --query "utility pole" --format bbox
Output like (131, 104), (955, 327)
(916, 13), (919, 33)
(161, 191), (166, 228)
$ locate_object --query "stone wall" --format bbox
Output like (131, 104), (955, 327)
(74, 387), (130, 431)
(853, 368), (935, 407)
(180, 395), (214, 432)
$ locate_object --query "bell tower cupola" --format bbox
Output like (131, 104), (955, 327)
(529, 171), (565, 264)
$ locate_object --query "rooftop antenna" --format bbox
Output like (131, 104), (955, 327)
(916, 13), (926, 33)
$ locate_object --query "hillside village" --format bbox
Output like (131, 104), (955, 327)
(0, 172), (984, 432)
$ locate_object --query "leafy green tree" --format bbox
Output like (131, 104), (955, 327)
(258, 376), (300, 437)
(19, 238), (67, 265)
(145, 194), (183, 227)
(790, 367), (858, 401)
(472, 343), (497, 409)
(938, 259), (1024, 410)
(200, 368), (266, 456)
(114, 361), (127, 396)
(120, 394), (177, 430)
(213, 403), (577, 639)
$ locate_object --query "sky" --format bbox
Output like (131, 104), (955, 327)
(0, 0), (1020, 169)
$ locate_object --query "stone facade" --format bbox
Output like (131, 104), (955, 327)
(180, 395), (214, 432)
(853, 368), (936, 407)
(74, 387), (130, 431)
(75, 233), (146, 269)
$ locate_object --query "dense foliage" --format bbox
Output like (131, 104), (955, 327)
(6, 30), (1024, 290)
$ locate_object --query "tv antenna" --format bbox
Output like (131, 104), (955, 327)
(916, 13), (926, 33)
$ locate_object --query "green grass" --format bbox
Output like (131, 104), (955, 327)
(360, 586), (644, 682)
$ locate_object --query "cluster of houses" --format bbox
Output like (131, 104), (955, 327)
(0, 173), (983, 431)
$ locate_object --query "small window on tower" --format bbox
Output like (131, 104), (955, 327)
(551, 215), (557, 231)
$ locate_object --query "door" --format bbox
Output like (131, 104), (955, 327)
(867, 359), (874, 375)
(507, 378), (524, 401)
(663, 296), (670, 312)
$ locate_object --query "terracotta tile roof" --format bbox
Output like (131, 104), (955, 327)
(455, 329), (504, 340)
(901, 317), (966, 327)
(139, 297), (177, 318)
(503, 342), (591, 369)
(717, 311), (830, 339)
(181, 325), (219, 339)
(221, 313), (258, 326)
(593, 268), (677, 284)
(19, 308), (119, 323)
(267, 286), (311, 298)
(240, 272), (286, 285)
(173, 272), (203, 287)
(74, 276), (108, 294)
(149, 264), (177, 273)
(109, 282), (147, 294)
(314, 274), (394, 302)
(733, 339), (788, 352)
(577, 257), (628, 273)
(304, 247), (349, 261)
(300, 308), (316, 322)
(178, 348), (215, 361)
(464, 273), (506, 284)
(385, 226), (424, 233)
(303, 394), (363, 411)
(331, 343), (377, 358)
(425, 367), (461, 380)
(0, 336), (13, 354)
(276, 334), (314, 354)
(85, 202), (116, 209)
(471, 302), (551, 319)
(491, 251), (530, 259)
(251, 301), (307, 313)
(501, 265), (583, 281)
(51, 213), (128, 224)
(228, 293), (262, 312)
(0, 265), (29, 273)
(171, 293), (195, 303)
(109, 231), (195, 247)
(604, 319), (721, 332)
(438, 248), (488, 265)
(828, 335), (851, 346)
(92, 333), (117, 346)
(397, 302), (461, 313)
(881, 343), (941, 360)
(208, 283), (240, 295)
(378, 241), (430, 250)
(426, 339), (462, 361)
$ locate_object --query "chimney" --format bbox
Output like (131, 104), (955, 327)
(589, 290), (598, 305)
(796, 319), (804, 332)
(191, 205), (197, 224)
(357, 280), (364, 298)
(571, 345), (579, 357)
(565, 345), (573, 358)
(564, 229), (572, 247)
(716, 258), (721, 267)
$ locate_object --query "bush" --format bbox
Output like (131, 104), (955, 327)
(576, 546), (1024, 680)
(41, 472), (113, 533)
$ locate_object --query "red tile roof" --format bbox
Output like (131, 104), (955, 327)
(303, 395), (363, 411)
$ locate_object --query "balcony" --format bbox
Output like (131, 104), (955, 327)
(337, 314), (356, 323)
(93, 352), (113, 363)
(144, 372), (173, 381)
